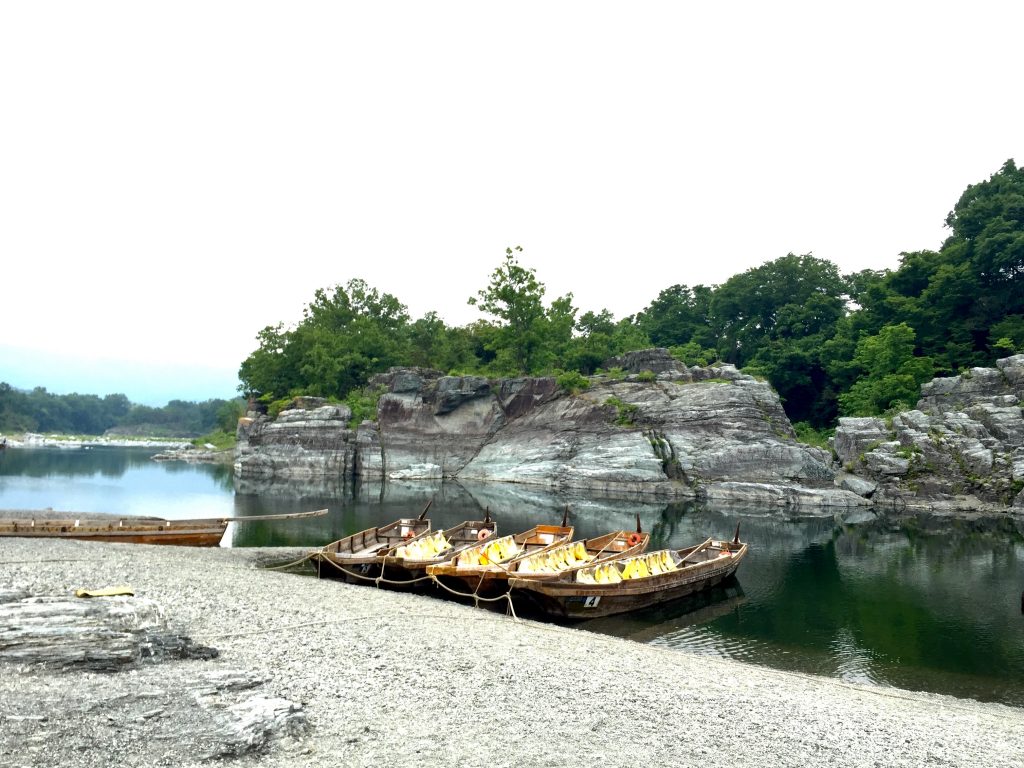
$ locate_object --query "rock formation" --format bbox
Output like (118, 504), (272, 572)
(236, 350), (865, 508)
(833, 354), (1024, 510)
(0, 589), (307, 760)
(234, 350), (1024, 512)
(236, 397), (357, 495)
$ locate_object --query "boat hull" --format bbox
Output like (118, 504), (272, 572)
(509, 543), (747, 620)
(310, 517), (433, 582)
(0, 521), (227, 547)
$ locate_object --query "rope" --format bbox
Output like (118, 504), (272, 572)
(260, 554), (314, 571)
(311, 546), (520, 616)
(313, 553), (433, 587)
(428, 573), (518, 619)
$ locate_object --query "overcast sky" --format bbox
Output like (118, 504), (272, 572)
(2, 2), (1022, 405)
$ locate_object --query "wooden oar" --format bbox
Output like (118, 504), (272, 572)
(417, 498), (433, 520)
(216, 508), (329, 523)
(1, 508), (329, 524)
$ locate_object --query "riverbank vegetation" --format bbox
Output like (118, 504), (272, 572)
(0, 384), (245, 439)
(237, 161), (1023, 429)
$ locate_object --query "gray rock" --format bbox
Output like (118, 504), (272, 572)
(236, 354), (839, 507)
(864, 445), (910, 475)
(233, 352), (1024, 512)
(833, 417), (888, 468)
(997, 353), (1024, 387)
(0, 595), (216, 671)
(832, 355), (1024, 510)
(966, 402), (1024, 446)
(701, 482), (870, 508)
(835, 471), (877, 498)
(235, 402), (355, 494)
(602, 348), (687, 375)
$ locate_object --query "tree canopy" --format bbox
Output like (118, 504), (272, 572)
(0, 384), (241, 438)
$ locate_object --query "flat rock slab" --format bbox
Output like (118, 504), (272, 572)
(0, 591), (306, 763)
(1, 665), (308, 765)
(0, 595), (216, 671)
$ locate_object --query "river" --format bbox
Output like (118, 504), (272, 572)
(2, 445), (1023, 707)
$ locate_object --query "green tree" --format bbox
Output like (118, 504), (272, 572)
(712, 254), (846, 367)
(989, 315), (1024, 354)
(407, 311), (479, 372)
(238, 279), (412, 399)
(216, 399), (246, 432)
(562, 310), (652, 374)
(635, 284), (716, 349)
(711, 254), (847, 425)
(238, 323), (301, 400)
(849, 161), (1024, 375)
(468, 246), (553, 374)
(838, 323), (934, 416)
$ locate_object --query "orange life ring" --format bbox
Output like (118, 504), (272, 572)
(627, 533), (642, 547)
(477, 528), (492, 542)
(403, 530), (415, 540)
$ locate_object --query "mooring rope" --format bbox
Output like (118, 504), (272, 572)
(279, 549), (520, 617)
(312, 552), (433, 587)
(427, 573), (518, 619)
(261, 553), (314, 571)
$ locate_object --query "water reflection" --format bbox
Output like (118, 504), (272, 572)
(623, 512), (1024, 707)
(0, 445), (157, 478)
(0, 446), (234, 517)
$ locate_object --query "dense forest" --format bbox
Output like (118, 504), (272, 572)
(238, 161), (1024, 431)
(0, 384), (243, 438)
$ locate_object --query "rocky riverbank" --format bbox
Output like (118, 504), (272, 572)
(1, 433), (191, 451)
(833, 354), (1024, 512)
(236, 350), (867, 508)
(1, 540), (1022, 767)
(235, 350), (1024, 514)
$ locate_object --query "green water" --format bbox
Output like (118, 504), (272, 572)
(2, 446), (1023, 707)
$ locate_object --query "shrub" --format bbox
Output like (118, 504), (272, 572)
(790, 421), (831, 450)
(605, 396), (640, 426)
(344, 386), (387, 428)
(556, 371), (591, 394)
(605, 367), (626, 381)
(191, 429), (237, 450)
(264, 396), (295, 420)
(669, 342), (718, 367)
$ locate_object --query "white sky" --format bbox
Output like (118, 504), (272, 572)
(2, 2), (1023, 403)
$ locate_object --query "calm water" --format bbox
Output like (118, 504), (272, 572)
(2, 446), (1023, 707)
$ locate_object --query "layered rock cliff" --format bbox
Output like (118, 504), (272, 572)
(235, 397), (356, 496)
(235, 350), (866, 508)
(833, 354), (1024, 511)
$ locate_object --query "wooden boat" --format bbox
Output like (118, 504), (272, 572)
(425, 519), (574, 598)
(309, 506), (433, 582)
(505, 528), (650, 582)
(0, 508), (328, 547)
(378, 515), (499, 585)
(508, 531), (747, 620)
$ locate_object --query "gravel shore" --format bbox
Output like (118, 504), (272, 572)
(2, 539), (1023, 768)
